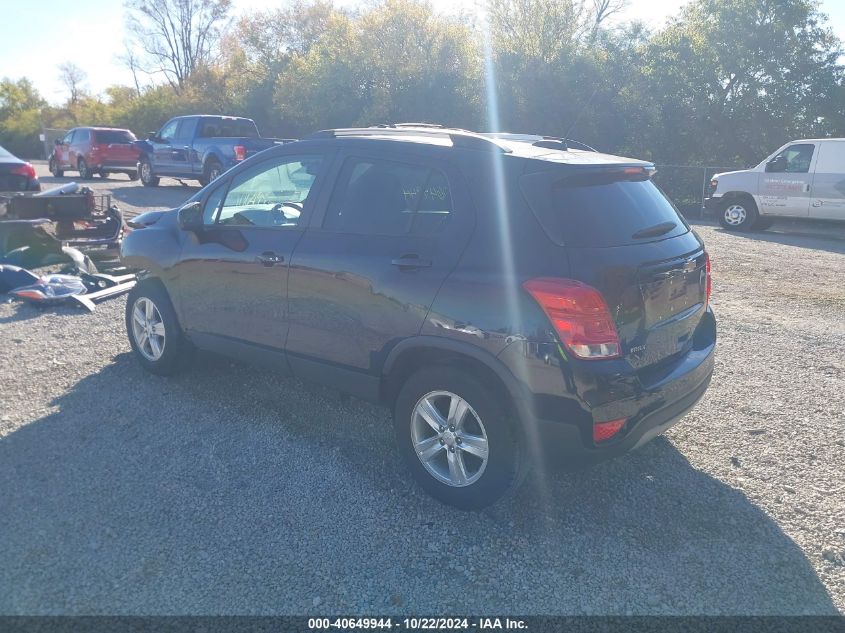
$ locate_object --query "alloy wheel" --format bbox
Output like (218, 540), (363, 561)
(411, 390), (489, 487)
(131, 297), (166, 361)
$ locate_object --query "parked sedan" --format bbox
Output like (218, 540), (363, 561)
(49, 127), (140, 180)
(0, 145), (40, 192)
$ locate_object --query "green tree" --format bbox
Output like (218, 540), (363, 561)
(0, 78), (46, 157)
(637, 0), (844, 164)
(274, 0), (482, 134)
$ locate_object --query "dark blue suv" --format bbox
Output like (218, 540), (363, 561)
(121, 125), (716, 509)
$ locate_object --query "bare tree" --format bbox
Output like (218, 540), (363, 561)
(58, 62), (87, 104)
(591, 0), (627, 30)
(125, 0), (232, 92)
(119, 45), (144, 97)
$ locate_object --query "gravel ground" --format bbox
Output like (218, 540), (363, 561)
(0, 172), (843, 614)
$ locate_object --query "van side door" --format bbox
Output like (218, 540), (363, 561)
(758, 143), (817, 217)
(809, 141), (845, 220)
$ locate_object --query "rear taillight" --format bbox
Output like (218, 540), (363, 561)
(523, 278), (621, 360)
(705, 252), (712, 305)
(593, 418), (626, 443)
(234, 145), (246, 161)
(10, 163), (36, 179)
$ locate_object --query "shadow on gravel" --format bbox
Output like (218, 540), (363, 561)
(0, 301), (83, 324)
(690, 220), (845, 254)
(0, 354), (837, 615)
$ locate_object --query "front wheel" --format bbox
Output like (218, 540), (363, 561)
(49, 157), (64, 177)
(139, 158), (159, 187)
(394, 367), (523, 510)
(718, 198), (758, 231)
(126, 280), (193, 375)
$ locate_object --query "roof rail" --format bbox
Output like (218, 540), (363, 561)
(308, 126), (511, 153)
(483, 132), (597, 152)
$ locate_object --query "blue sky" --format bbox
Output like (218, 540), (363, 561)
(2, 0), (844, 104)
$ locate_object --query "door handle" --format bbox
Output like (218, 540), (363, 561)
(256, 251), (285, 266)
(391, 254), (432, 270)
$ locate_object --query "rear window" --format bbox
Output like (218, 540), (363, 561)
(520, 168), (688, 248)
(94, 130), (136, 144)
(199, 118), (258, 138)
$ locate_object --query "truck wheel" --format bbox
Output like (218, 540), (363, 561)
(201, 159), (223, 186)
(49, 157), (64, 177)
(77, 158), (91, 179)
(393, 366), (524, 510)
(139, 158), (159, 187)
(718, 197), (758, 231)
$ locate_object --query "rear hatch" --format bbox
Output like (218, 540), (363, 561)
(93, 130), (138, 164)
(521, 165), (708, 370)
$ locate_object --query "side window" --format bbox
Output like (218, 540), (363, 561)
(177, 117), (197, 139)
(77, 129), (90, 144)
(158, 120), (179, 142)
(769, 144), (815, 173)
(62, 131), (75, 145)
(216, 155), (324, 228)
(323, 157), (453, 235)
(202, 183), (226, 225)
(199, 119), (219, 138)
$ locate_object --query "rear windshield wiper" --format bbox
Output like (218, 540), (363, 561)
(631, 221), (677, 239)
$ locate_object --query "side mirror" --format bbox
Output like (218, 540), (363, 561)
(765, 156), (786, 172)
(178, 201), (204, 233)
(54, 139), (62, 146)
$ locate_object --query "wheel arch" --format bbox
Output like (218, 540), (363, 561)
(381, 337), (527, 419)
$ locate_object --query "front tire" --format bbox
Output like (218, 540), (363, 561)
(718, 197), (758, 231)
(126, 280), (193, 375)
(49, 157), (64, 177)
(394, 367), (522, 510)
(139, 158), (159, 187)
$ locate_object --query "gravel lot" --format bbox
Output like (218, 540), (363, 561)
(0, 166), (843, 615)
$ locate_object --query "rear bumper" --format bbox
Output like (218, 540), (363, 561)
(499, 307), (716, 465)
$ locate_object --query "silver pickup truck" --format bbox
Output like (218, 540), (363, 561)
(706, 138), (845, 230)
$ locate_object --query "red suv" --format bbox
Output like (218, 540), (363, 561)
(49, 127), (141, 180)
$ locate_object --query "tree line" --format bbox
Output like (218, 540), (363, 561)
(1, 0), (842, 168)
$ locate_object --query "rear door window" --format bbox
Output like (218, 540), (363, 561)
(521, 168), (688, 248)
(323, 157), (453, 235)
(199, 118), (258, 138)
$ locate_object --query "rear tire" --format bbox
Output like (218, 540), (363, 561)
(393, 366), (523, 510)
(201, 159), (223, 186)
(126, 279), (193, 376)
(77, 158), (91, 179)
(139, 158), (159, 187)
(718, 197), (758, 231)
(49, 157), (64, 177)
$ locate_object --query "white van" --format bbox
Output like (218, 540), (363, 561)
(706, 138), (845, 230)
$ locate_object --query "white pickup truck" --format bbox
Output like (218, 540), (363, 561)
(706, 138), (845, 230)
